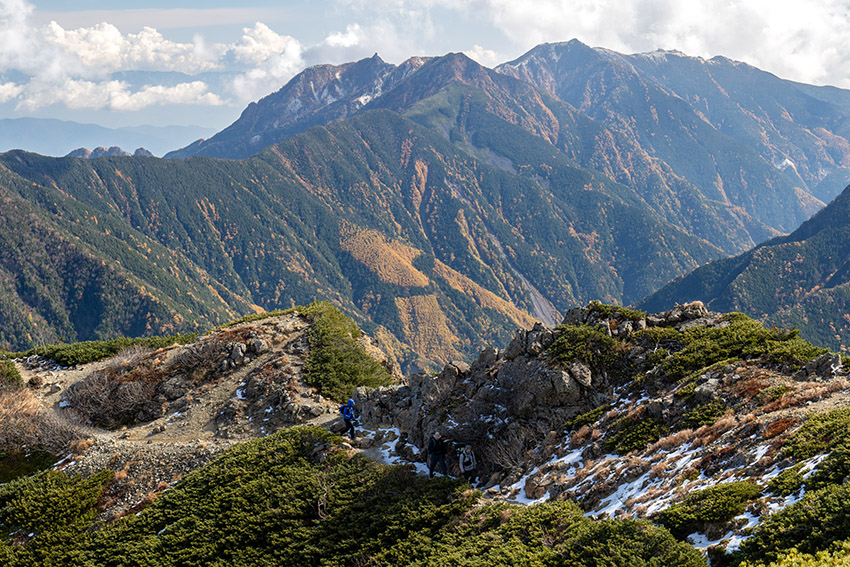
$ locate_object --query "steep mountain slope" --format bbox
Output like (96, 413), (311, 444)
(0, 105), (720, 368)
(639, 184), (850, 352)
(0, 163), (251, 349)
(497, 40), (849, 235)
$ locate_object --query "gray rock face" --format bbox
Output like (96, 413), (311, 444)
(355, 315), (613, 483)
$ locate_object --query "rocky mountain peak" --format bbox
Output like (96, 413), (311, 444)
(64, 146), (152, 158)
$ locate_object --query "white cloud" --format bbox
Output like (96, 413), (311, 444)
(43, 22), (219, 74)
(464, 44), (500, 68)
(0, 81), (22, 102)
(18, 79), (223, 111)
(326, 24), (362, 48)
(226, 23), (304, 101)
(305, 19), (423, 67)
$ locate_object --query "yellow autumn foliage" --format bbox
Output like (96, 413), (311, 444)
(395, 294), (461, 363)
(433, 259), (536, 329)
(339, 222), (430, 287)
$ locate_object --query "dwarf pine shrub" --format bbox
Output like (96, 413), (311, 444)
(15, 333), (198, 367)
(681, 400), (728, 430)
(604, 416), (668, 455)
(767, 465), (804, 497)
(565, 403), (611, 432)
(0, 426), (706, 567)
(739, 484), (850, 565)
(805, 440), (850, 491)
(783, 408), (850, 460)
(300, 301), (394, 402)
(660, 315), (826, 381)
(549, 324), (628, 373)
(0, 358), (21, 391)
(655, 481), (761, 539)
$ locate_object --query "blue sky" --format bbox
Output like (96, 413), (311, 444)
(2, 0), (849, 131)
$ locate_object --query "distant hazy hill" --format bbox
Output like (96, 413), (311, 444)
(0, 118), (215, 157)
(640, 183), (850, 351)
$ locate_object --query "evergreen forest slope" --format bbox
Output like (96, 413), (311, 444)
(640, 183), (850, 352)
(0, 106), (720, 369)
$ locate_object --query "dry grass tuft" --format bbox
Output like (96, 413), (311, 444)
(648, 428), (695, 453)
(691, 414), (737, 447)
(763, 417), (798, 439)
(0, 388), (83, 455)
(570, 425), (593, 448)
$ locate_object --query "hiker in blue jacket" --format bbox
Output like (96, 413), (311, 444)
(427, 431), (448, 478)
(340, 398), (357, 439)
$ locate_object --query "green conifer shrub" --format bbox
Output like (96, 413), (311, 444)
(655, 481), (761, 539)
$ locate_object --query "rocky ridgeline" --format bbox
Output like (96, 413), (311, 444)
(354, 304), (708, 471)
(353, 302), (850, 550)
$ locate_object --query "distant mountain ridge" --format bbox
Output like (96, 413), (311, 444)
(0, 118), (215, 158)
(640, 183), (850, 351)
(65, 147), (154, 158)
(165, 54), (429, 159)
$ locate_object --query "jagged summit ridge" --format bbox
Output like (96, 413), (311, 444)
(165, 53), (428, 159)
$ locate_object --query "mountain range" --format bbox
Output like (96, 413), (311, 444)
(3, 40), (850, 364)
(0, 118), (215, 158)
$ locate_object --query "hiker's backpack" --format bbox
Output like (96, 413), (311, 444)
(340, 404), (354, 420)
(461, 452), (474, 469)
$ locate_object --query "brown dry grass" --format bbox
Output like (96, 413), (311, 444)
(691, 414), (737, 447)
(648, 428), (695, 453)
(763, 417), (798, 439)
(570, 425), (593, 448)
(762, 379), (849, 413)
(734, 379), (769, 404)
(0, 388), (83, 454)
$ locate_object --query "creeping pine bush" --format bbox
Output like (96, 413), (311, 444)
(604, 417), (668, 455)
(659, 315), (827, 381)
(405, 500), (705, 567)
(548, 324), (627, 372)
(681, 400), (728, 430)
(739, 484), (850, 565)
(587, 301), (647, 322)
(0, 358), (21, 391)
(782, 408), (850, 460)
(0, 426), (706, 567)
(300, 301), (393, 402)
(805, 440), (850, 492)
(655, 481), (762, 539)
(739, 543), (850, 567)
(565, 404), (611, 431)
(767, 465), (805, 497)
(14, 333), (198, 367)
